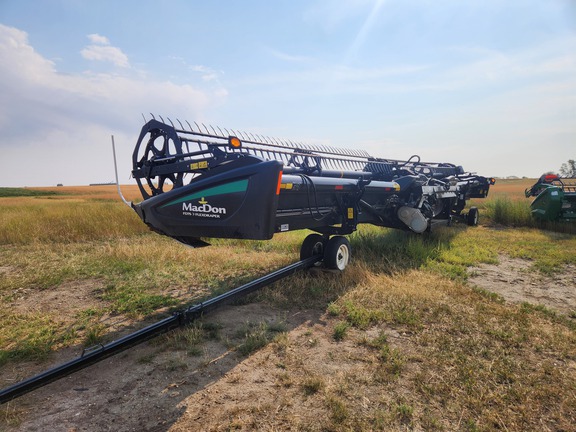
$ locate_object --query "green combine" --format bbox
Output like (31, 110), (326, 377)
(525, 174), (576, 221)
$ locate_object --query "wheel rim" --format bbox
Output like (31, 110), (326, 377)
(335, 244), (350, 271)
(471, 209), (478, 225)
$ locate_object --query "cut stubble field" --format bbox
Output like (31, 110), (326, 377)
(0, 181), (575, 431)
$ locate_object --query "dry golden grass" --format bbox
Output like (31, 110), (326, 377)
(0, 184), (162, 245)
(24, 184), (144, 201)
(167, 259), (576, 431)
(485, 178), (535, 201)
(2, 177), (576, 431)
(193, 260), (575, 431)
(0, 200), (147, 244)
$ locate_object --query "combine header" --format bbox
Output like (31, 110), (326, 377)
(525, 174), (576, 221)
(128, 117), (494, 270)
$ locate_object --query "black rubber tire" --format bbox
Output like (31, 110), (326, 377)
(467, 207), (479, 226)
(300, 234), (324, 261)
(324, 236), (351, 271)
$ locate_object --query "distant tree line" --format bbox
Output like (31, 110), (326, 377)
(560, 159), (576, 177)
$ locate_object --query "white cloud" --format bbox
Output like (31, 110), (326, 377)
(87, 33), (110, 45)
(81, 44), (130, 68)
(81, 34), (129, 68)
(190, 65), (220, 82)
(0, 24), (56, 84)
(0, 24), (228, 187)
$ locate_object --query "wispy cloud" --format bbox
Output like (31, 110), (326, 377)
(0, 24), (228, 186)
(439, 36), (576, 93)
(243, 32), (576, 100)
(87, 33), (110, 45)
(265, 47), (313, 63)
(80, 33), (129, 68)
(190, 64), (220, 82)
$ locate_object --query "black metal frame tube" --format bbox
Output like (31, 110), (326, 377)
(0, 256), (319, 404)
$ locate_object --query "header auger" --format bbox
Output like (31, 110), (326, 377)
(129, 115), (494, 270)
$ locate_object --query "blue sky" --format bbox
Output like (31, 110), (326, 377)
(0, 0), (574, 187)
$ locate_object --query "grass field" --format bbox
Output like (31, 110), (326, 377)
(1, 181), (575, 430)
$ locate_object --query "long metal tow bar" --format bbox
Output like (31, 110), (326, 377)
(0, 256), (320, 404)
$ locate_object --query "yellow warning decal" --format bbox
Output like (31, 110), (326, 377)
(190, 161), (209, 170)
(280, 183), (293, 190)
(347, 207), (354, 219)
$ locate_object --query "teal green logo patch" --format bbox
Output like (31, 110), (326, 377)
(160, 179), (248, 208)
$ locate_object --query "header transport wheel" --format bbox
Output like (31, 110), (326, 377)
(300, 234), (325, 261)
(467, 206), (479, 226)
(325, 236), (351, 271)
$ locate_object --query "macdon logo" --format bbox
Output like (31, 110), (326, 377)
(182, 198), (226, 218)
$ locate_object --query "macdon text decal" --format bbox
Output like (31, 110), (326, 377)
(182, 198), (226, 218)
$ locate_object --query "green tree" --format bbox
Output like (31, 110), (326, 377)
(559, 159), (576, 177)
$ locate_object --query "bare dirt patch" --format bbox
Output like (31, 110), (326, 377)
(3, 256), (576, 431)
(2, 303), (324, 432)
(8, 279), (107, 316)
(169, 318), (374, 431)
(468, 255), (576, 315)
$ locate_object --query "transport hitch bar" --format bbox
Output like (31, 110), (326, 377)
(0, 256), (320, 404)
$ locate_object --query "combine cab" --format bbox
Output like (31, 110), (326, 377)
(128, 117), (494, 270)
(525, 174), (576, 221)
